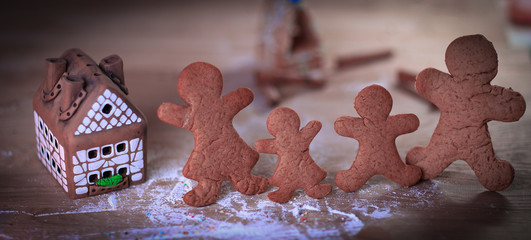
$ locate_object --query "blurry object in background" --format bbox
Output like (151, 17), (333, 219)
(509, 0), (531, 26)
(255, 0), (393, 106)
(396, 70), (437, 110)
(33, 49), (147, 199)
(335, 50), (392, 71)
(507, 0), (531, 49)
(256, 0), (324, 106)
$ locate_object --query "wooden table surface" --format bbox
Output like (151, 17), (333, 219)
(1, 0), (530, 239)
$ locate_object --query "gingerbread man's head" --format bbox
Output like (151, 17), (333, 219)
(177, 62), (223, 105)
(354, 85), (392, 122)
(445, 34), (498, 81)
(267, 107), (301, 136)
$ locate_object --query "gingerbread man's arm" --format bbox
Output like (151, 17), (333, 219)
(254, 138), (277, 154)
(222, 87), (254, 116)
(300, 120), (322, 141)
(157, 102), (193, 130)
(474, 86), (526, 122)
(415, 68), (450, 107)
(388, 114), (419, 136)
(334, 116), (364, 139)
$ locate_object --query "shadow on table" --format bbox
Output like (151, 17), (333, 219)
(355, 189), (510, 240)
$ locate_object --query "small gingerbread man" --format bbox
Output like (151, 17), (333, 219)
(255, 107), (332, 203)
(406, 34), (526, 191)
(158, 62), (269, 207)
(334, 84), (422, 192)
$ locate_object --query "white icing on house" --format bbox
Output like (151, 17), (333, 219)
(75, 89), (141, 136)
(34, 111), (68, 192)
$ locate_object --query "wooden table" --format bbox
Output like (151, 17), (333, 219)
(1, 0), (530, 239)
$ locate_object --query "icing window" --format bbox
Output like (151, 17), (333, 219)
(116, 141), (127, 154)
(102, 104), (113, 114)
(100, 100), (117, 118)
(88, 149), (98, 160)
(103, 170), (112, 178)
(102, 145), (113, 157)
(88, 173), (98, 184)
(118, 167), (127, 176)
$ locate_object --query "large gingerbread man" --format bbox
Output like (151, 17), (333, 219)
(255, 107), (331, 203)
(334, 84), (422, 192)
(158, 62), (269, 206)
(406, 34), (526, 191)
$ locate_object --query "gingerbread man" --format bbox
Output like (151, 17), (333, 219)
(406, 34), (526, 191)
(255, 107), (331, 203)
(334, 84), (422, 192)
(158, 62), (269, 207)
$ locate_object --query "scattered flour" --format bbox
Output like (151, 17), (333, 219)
(16, 167), (441, 239)
(107, 195), (117, 209)
(0, 233), (14, 240)
(114, 170), (368, 239)
(326, 206), (360, 221)
(5, 166), (443, 239)
(1, 150), (13, 157)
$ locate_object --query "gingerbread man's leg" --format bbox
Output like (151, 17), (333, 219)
(183, 178), (222, 207)
(380, 158), (422, 187)
(229, 150), (268, 195)
(231, 172), (269, 195)
(335, 161), (374, 192)
(466, 142), (514, 191)
(268, 186), (295, 203)
(406, 140), (458, 180)
(305, 183), (332, 199)
(303, 169), (332, 199)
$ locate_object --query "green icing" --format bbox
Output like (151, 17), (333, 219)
(96, 175), (123, 187)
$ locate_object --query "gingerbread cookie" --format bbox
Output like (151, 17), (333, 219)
(255, 107), (331, 203)
(406, 34), (526, 191)
(157, 62), (269, 207)
(334, 84), (422, 192)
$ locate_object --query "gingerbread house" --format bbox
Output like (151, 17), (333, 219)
(256, 0), (325, 105)
(32, 49), (147, 199)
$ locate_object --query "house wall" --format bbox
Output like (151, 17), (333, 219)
(34, 111), (68, 193)
(71, 137), (145, 196)
(68, 88), (147, 197)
